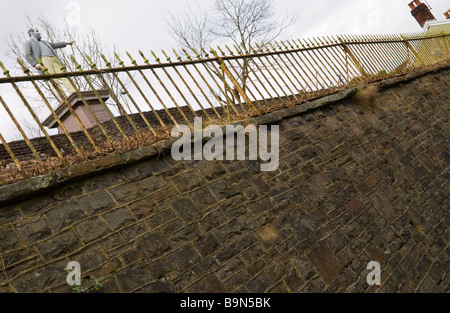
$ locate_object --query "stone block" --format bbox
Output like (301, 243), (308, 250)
(307, 242), (342, 285)
(194, 233), (220, 258)
(77, 191), (116, 215)
(346, 198), (364, 215)
(108, 184), (144, 204)
(37, 231), (81, 260)
(17, 218), (51, 243)
(170, 198), (202, 222)
(186, 274), (226, 293)
(0, 227), (21, 253)
(164, 244), (201, 272)
(102, 207), (136, 230)
(246, 273), (273, 293)
(45, 203), (86, 231)
(137, 231), (171, 259)
(74, 218), (110, 243)
(171, 171), (204, 193)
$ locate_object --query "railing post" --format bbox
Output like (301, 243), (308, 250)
(337, 36), (367, 77)
(0, 132), (22, 170)
(210, 49), (260, 115)
(442, 33), (450, 48)
(401, 35), (425, 65)
(441, 33), (450, 60)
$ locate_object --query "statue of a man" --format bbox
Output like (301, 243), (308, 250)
(23, 28), (76, 94)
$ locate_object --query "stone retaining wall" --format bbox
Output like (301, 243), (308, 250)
(0, 65), (448, 293)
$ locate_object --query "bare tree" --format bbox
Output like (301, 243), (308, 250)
(4, 14), (129, 110)
(167, 0), (296, 106)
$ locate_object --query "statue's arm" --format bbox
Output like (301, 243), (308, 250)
(23, 41), (38, 67)
(50, 42), (68, 49)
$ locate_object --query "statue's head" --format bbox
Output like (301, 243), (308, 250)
(28, 28), (41, 41)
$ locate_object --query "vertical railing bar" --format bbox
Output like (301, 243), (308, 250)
(307, 37), (341, 87)
(401, 34), (426, 66)
(434, 35), (446, 60)
(173, 49), (222, 119)
(0, 96), (44, 164)
(211, 47), (260, 115)
(240, 45), (288, 104)
(1, 62), (67, 165)
(202, 47), (242, 116)
(269, 42), (309, 94)
(161, 50), (212, 121)
(330, 35), (360, 82)
(313, 37), (348, 86)
(121, 56), (168, 130)
(277, 40), (319, 92)
(374, 34), (400, 72)
(209, 47), (251, 113)
(351, 35), (384, 74)
(366, 35), (397, 73)
(188, 49), (236, 116)
(282, 40), (322, 91)
(84, 54), (143, 140)
(317, 36), (350, 84)
(381, 34), (412, 72)
(130, 51), (178, 127)
(342, 35), (376, 75)
(326, 35), (361, 80)
(362, 34), (393, 72)
(42, 74), (101, 154)
(140, 51), (193, 126)
(114, 53), (160, 135)
(412, 35), (434, 64)
(217, 46), (264, 110)
(17, 59), (85, 161)
(401, 33), (426, 67)
(307, 38), (342, 87)
(439, 33), (450, 60)
(181, 49), (226, 118)
(70, 55), (131, 144)
(347, 34), (379, 74)
(259, 42), (300, 101)
(295, 39), (332, 89)
(0, 131), (22, 170)
(59, 61), (117, 149)
(152, 51), (201, 120)
(289, 39), (329, 90)
(102, 53), (154, 138)
(227, 45), (273, 105)
(231, 45), (278, 104)
(337, 36), (367, 78)
(406, 34), (430, 65)
(255, 42), (298, 101)
(358, 34), (387, 73)
(418, 37), (439, 64)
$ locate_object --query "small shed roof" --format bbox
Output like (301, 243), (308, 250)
(43, 89), (110, 129)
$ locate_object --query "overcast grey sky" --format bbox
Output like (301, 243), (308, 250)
(1, 0), (449, 68)
(0, 0), (449, 141)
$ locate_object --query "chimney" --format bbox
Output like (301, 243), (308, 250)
(408, 0), (436, 27)
(444, 9), (450, 19)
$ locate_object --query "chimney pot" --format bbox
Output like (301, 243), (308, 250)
(445, 10), (450, 19)
(409, 1), (436, 28)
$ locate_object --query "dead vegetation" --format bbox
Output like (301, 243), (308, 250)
(351, 85), (381, 112)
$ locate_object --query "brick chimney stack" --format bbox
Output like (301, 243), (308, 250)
(444, 9), (450, 19)
(408, 0), (436, 27)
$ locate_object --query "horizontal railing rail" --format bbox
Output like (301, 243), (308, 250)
(0, 32), (449, 186)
